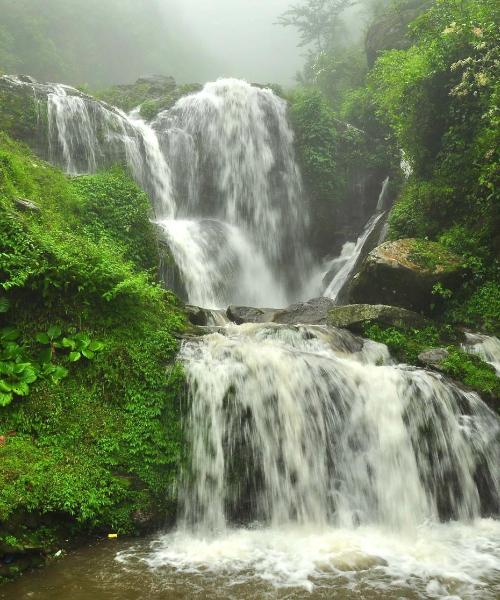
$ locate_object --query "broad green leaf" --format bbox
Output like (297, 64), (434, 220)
(0, 392), (13, 407)
(11, 381), (29, 396)
(89, 341), (105, 352)
(38, 348), (53, 364)
(68, 351), (81, 362)
(36, 332), (50, 344)
(23, 368), (38, 385)
(82, 349), (95, 359)
(0, 380), (12, 393)
(47, 325), (62, 339)
(1, 327), (20, 342)
(0, 298), (9, 314)
(51, 366), (68, 382)
(62, 337), (76, 349)
(0, 362), (14, 375)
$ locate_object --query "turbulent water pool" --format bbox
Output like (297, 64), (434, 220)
(3, 521), (500, 600)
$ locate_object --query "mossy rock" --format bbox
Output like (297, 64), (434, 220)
(0, 76), (48, 154)
(349, 239), (466, 314)
(327, 304), (430, 333)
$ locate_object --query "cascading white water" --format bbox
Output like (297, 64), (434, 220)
(153, 79), (310, 307)
(128, 323), (500, 597)
(463, 333), (500, 375)
(323, 177), (390, 302)
(7, 75), (310, 308)
(179, 324), (499, 531)
(324, 211), (386, 301)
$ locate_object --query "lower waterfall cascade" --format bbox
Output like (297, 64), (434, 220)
(1, 74), (499, 599)
(114, 324), (500, 598)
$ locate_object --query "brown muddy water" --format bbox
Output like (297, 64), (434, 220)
(2, 521), (500, 600)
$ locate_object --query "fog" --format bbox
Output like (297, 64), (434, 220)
(0, 0), (380, 87)
(163, 0), (379, 84)
(166, 0), (303, 84)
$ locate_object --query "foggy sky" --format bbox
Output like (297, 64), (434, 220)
(165, 0), (302, 84)
(162, 0), (375, 85)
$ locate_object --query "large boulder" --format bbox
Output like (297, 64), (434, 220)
(418, 348), (449, 370)
(327, 304), (430, 334)
(273, 297), (337, 325)
(226, 297), (337, 326)
(349, 239), (465, 314)
(227, 305), (277, 325)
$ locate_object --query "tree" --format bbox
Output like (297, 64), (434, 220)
(277, 0), (357, 52)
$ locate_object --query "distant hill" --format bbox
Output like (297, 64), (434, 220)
(0, 0), (222, 86)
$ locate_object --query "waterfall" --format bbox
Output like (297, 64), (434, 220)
(323, 178), (390, 303)
(179, 324), (499, 531)
(153, 79), (309, 306)
(375, 176), (390, 211)
(131, 322), (500, 597)
(323, 212), (386, 302)
(463, 333), (500, 375)
(4, 75), (310, 308)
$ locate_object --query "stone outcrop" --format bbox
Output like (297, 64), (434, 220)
(365, 1), (433, 66)
(418, 348), (449, 370)
(327, 304), (430, 333)
(273, 297), (337, 325)
(349, 239), (466, 314)
(226, 297), (337, 326)
(226, 305), (276, 325)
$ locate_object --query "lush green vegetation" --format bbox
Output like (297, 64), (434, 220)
(284, 0), (499, 334)
(367, 0), (499, 333)
(0, 133), (187, 575)
(94, 78), (202, 121)
(364, 323), (500, 407)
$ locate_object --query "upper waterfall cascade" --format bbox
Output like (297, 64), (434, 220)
(6, 75), (311, 309)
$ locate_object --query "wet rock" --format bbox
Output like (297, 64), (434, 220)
(327, 304), (430, 333)
(418, 348), (449, 369)
(365, 1), (433, 66)
(185, 305), (210, 326)
(273, 297), (337, 325)
(349, 239), (466, 314)
(227, 305), (277, 325)
(14, 197), (41, 212)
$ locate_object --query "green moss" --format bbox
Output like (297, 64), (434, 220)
(72, 168), (159, 271)
(95, 80), (202, 120)
(0, 132), (187, 560)
(405, 239), (463, 273)
(0, 86), (42, 142)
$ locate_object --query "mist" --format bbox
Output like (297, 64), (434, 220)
(0, 0), (379, 87)
(165, 0), (303, 84)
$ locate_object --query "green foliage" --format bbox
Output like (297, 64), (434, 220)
(364, 0), (500, 332)
(441, 349), (499, 400)
(363, 323), (441, 363)
(406, 239), (462, 273)
(289, 88), (339, 200)
(363, 322), (499, 405)
(138, 84), (203, 120)
(0, 133), (187, 544)
(447, 281), (500, 336)
(72, 169), (158, 270)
